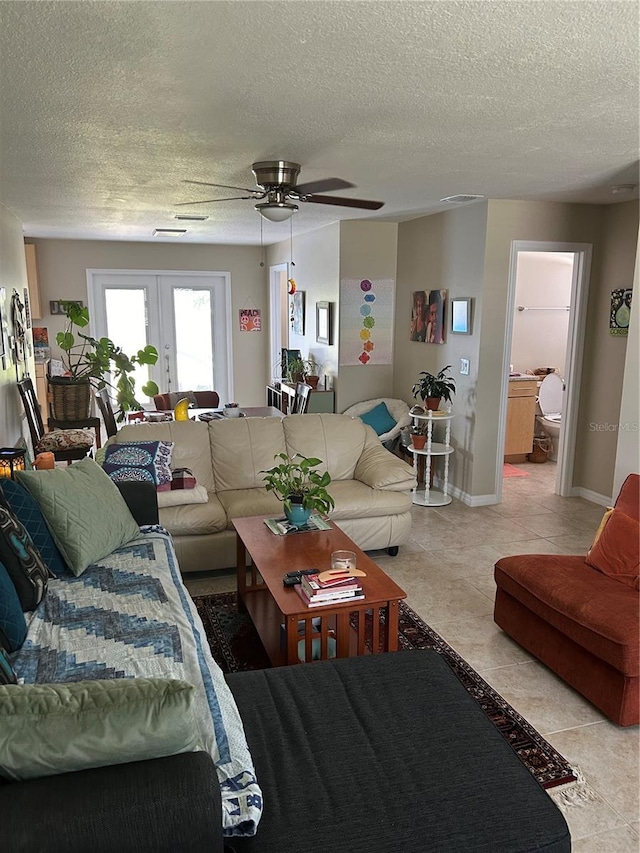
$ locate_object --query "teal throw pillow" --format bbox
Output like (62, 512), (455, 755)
(0, 561), (27, 652)
(0, 479), (67, 576)
(0, 678), (199, 781)
(17, 458), (140, 576)
(359, 402), (397, 436)
(0, 642), (17, 685)
(0, 490), (49, 610)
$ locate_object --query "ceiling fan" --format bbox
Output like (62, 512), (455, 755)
(177, 160), (384, 222)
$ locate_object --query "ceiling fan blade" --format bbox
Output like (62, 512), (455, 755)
(184, 179), (259, 194)
(175, 196), (256, 206)
(304, 194), (384, 210)
(294, 177), (355, 195)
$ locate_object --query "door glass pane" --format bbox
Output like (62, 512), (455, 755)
(173, 288), (214, 392)
(104, 288), (152, 403)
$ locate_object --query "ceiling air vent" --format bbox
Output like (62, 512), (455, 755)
(440, 194), (485, 204)
(174, 214), (209, 221)
(153, 228), (187, 237)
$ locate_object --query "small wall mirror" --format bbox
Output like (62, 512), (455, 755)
(451, 297), (472, 335)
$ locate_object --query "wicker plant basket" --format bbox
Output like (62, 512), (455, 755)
(48, 377), (91, 421)
(528, 435), (552, 464)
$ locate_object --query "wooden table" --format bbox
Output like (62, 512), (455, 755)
(234, 515), (406, 666)
(129, 406), (285, 424)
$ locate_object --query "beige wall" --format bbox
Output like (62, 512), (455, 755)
(480, 199), (637, 501)
(266, 220), (398, 412)
(614, 226), (640, 495)
(394, 202), (489, 496)
(267, 223), (340, 390)
(0, 204), (32, 446)
(337, 220), (398, 412)
(510, 252), (573, 375)
(574, 201), (639, 496)
(30, 239), (267, 406)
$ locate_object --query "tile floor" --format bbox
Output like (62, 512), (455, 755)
(184, 461), (639, 850)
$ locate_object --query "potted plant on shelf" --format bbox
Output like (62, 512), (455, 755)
(53, 300), (160, 422)
(304, 356), (323, 390)
(412, 365), (456, 411)
(410, 423), (427, 450)
(286, 357), (307, 384)
(261, 452), (335, 526)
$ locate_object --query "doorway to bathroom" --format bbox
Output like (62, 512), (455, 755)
(497, 241), (593, 499)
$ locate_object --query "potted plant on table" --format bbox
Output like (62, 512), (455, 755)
(261, 452), (335, 526)
(53, 300), (160, 422)
(412, 365), (456, 411)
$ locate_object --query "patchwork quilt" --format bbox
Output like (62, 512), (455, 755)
(11, 526), (263, 837)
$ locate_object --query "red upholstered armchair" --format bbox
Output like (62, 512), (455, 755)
(494, 474), (639, 726)
(153, 391), (220, 411)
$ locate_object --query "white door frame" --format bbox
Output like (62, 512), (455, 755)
(496, 242), (593, 498)
(269, 262), (288, 379)
(87, 269), (234, 403)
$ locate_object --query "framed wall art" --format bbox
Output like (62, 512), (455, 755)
(316, 301), (331, 345)
(289, 291), (304, 335)
(610, 288), (632, 336)
(451, 297), (473, 335)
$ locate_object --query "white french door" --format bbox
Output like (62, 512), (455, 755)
(87, 270), (233, 405)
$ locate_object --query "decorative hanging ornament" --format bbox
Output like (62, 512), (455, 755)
(287, 278), (297, 294)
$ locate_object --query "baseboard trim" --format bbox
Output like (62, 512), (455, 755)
(438, 480), (497, 507)
(569, 486), (613, 507)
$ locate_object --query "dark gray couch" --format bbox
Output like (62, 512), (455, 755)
(4, 651), (570, 852)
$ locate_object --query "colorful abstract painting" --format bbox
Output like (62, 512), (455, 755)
(340, 278), (395, 365)
(239, 309), (261, 332)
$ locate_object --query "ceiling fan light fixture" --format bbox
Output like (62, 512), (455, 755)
(255, 201), (298, 222)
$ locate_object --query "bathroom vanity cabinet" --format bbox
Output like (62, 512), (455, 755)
(505, 378), (537, 462)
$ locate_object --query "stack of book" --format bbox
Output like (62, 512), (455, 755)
(295, 572), (365, 608)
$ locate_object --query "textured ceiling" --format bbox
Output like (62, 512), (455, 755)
(0, 0), (638, 245)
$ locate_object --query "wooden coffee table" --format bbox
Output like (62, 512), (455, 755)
(234, 515), (406, 666)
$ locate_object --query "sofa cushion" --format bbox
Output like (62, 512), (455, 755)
(115, 422), (216, 492)
(283, 414), (367, 482)
(0, 490), (49, 611)
(17, 459), (140, 576)
(586, 508), (639, 590)
(209, 418), (287, 492)
(0, 479), (66, 577)
(217, 488), (282, 529)
(615, 473), (639, 519)
(328, 479), (412, 519)
(159, 492), (227, 535)
(0, 678), (199, 781)
(0, 561), (27, 651)
(102, 440), (174, 487)
(158, 484), (209, 509)
(495, 555), (639, 675)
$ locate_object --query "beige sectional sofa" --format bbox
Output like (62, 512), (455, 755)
(107, 413), (417, 573)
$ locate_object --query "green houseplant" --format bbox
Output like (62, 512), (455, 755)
(412, 365), (456, 411)
(54, 300), (159, 421)
(261, 452), (335, 525)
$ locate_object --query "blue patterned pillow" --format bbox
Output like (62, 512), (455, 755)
(0, 561), (27, 652)
(0, 490), (49, 611)
(102, 441), (174, 487)
(0, 480), (67, 576)
(0, 641), (17, 685)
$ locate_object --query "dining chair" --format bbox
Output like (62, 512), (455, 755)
(95, 388), (118, 439)
(292, 382), (312, 414)
(18, 378), (94, 465)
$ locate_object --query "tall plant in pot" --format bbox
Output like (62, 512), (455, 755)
(412, 365), (456, 411)
(54, 301), (159, 421)
(261, 452), (335, 526)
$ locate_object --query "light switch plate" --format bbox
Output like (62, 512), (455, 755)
(460, 358), (470, 375)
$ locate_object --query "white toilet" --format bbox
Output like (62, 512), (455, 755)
(535, 372), (564, 461)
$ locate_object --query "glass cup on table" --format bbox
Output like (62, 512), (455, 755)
(330, 550), (357, 572)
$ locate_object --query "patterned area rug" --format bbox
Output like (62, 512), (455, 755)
(194, 591), (576, 790)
